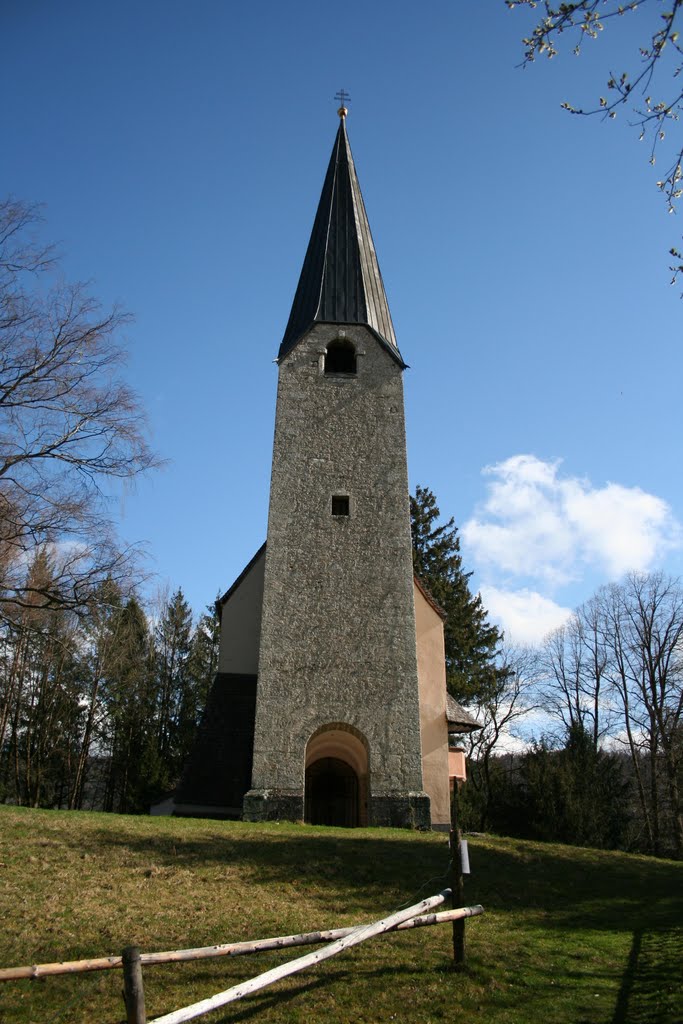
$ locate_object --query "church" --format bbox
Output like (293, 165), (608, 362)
(172, 105), (479, 830)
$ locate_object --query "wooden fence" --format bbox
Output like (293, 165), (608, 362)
(0, 895), (484, 1023)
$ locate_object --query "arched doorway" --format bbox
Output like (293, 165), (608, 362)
(305, 757), (358, 827)
(304, 724), (369, 827)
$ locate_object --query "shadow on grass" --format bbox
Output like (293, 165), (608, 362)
(7, 810), (683, 1023)
(611, 927), (683, 1024)
(57, 824), (455, 907)
(150, 960), (464, 1024)
(186, 968), (346, 1024)
(148, 945), (681, 1024)
(55, 820), (683, 933)
(460, 841), (682, 932)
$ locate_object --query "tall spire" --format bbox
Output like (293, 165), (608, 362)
(278, 115), (403, 364)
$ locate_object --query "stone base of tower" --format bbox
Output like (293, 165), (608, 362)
(243, 788), (304, 823)
(370, 792), (431, 829)
(243, 787), (431, 829)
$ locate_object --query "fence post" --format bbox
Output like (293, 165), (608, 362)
(122, 945), (147, 1024)
(450, 781), (466, 969)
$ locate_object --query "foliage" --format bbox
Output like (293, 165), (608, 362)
(507, 1), (683, 283)
(465, 569), (683, 858)
(185, 600), (220, 743)
(0, 580), (220, 814)
(0, 197), (162, 615)
(410, 485), (504, 702)
(520, 725), (631, 847)
(460, 753), (530, 836)
(463, 644), (539, 830)
(154, 588), (194, 787)
(463, 725), (631, 850)
(0, 550), (85, 808)
(101, 594), (155, 813)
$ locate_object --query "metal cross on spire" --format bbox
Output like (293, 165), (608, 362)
(335, 89), (351, 117)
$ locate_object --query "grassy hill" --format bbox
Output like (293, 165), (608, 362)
(0, 806), (681, 1023)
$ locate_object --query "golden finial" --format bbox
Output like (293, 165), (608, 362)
(335, 89), (350, 118)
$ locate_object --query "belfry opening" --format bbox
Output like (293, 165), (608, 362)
(324, 339), (357, 375)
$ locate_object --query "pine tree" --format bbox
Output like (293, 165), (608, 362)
(154, 588), (193, 783)
(182, 601), (220, 756)
(0, 549), (85, 808)
(70, 578), (124, 810)
(410, 485), (504, 703)
(518, 725), (630, 849)
(102, 595), (154, 813)
(151, 591), (219, 800)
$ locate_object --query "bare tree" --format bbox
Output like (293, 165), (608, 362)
(68, 579), (128, 809)
(601, 572), (683, 857)
(466, 644), (539, 829)
(540, 595), (611, 747)
(0, 198), (162, 614)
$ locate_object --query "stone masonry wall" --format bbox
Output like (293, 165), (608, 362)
(246, 323), (428, 826)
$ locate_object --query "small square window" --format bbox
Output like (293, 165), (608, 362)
(331, 495), (350, 517)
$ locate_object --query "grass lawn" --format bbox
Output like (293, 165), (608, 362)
(0, 805), (681, 1023)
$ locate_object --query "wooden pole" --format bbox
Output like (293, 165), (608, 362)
(149, 889), (453, 1024)
(140, 905), (482, 966)
(0, 906), (483, 982)
(0, 956), (124, 982)
(450, 780), (466, 968)
(122, 946), (146, 1024)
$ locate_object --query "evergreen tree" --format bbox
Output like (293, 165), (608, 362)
(102, 595), (155, 813)
(70, 578), (125, 810)
(0, 575), (219, 815)
(154, 589), (193, 776)
(410, 485), (504, 702)
(519, 725), (631, 850)
(0, 549), (84, 808)
(182, 601), (220, 757)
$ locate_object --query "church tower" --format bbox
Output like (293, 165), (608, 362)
(173, 108), (474, 829)
(243, 108), (430, 828)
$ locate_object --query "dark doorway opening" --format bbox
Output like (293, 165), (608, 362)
(305, 757), (359, 827)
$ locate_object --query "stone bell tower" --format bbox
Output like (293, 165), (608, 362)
(243, 108), (430, 828)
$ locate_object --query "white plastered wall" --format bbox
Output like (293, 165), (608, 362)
(218, 548), (266, 675)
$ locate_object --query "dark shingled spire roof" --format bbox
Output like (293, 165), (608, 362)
(279, 117), (404, 364)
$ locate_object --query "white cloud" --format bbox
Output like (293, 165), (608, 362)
(479, 585), (572, 645)
(463, 455), (681, 585)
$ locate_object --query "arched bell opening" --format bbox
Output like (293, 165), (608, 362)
(304, 724), (369, 827)
(324, 339), (357, 375)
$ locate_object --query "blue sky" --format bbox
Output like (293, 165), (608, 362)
(3, 0), (682, 643)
